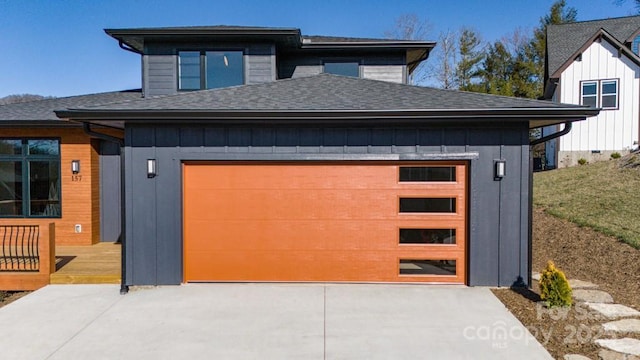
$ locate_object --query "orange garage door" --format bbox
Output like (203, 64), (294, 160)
(183, 162), (467, 284)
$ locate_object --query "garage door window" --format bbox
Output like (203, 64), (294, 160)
(399, 259), (456, 276)
(399, 229), (456, 244)
(399, 166), (456, 182)
(399, 198), (456, 213)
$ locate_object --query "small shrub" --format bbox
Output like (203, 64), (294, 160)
(610, 152), (621, 159)
(539, 261), (573, 308)
(577, 158), (588, 165)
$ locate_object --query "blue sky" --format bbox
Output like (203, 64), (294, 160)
(0, 0), (637, 97)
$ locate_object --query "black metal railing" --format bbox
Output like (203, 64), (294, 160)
(0, 225), (39, 272)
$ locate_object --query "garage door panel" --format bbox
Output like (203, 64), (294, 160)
(186, 249), (432, 282)
(188, 164), (399, 190)
(186, 219), (404, 251)
(184, 162), (467, 284)
(187, 190), (402, 221)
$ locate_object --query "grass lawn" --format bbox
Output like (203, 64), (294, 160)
(533, 154), (640, 249)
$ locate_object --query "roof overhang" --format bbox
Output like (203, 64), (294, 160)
(105, 27), (303, 53)
(299, 41), (435, 74)
(0, 120), (82, 128)
(56, 107), (599, 130)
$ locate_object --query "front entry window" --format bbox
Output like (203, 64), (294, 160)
(0, 139), (60, 217)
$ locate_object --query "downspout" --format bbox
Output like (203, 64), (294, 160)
(82, 123), (129, 295)
(530, 121), (572, 146)
(118, 40), (142, 55)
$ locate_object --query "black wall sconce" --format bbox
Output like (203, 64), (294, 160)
(147, 159), (157, 178)
(494, 160), (506, 180)
(71, 160), (80, 174)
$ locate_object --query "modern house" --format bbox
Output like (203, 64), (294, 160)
(1, 25), (598, 291)
(544, 16), (640, 168)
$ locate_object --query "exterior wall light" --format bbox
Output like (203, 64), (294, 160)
(71, 160), (80, 174)
(147, 159), (157, 178)
(495, 160), (506, 180)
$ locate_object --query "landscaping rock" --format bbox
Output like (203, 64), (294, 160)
(596, 338), (640, 356)
(532, 272), (541, 281)
(603, 319), (640, 334)
(585, 303), (640, 319)
(569, 279), (599, 289)
(598, 348), (640, 360)
(564, 354), (592, 360)
(573, 289), (614, 303)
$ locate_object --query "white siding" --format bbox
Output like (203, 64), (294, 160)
(558, 40), (640, 151)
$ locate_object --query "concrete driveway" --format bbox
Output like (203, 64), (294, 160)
(0, 284), (551, 359)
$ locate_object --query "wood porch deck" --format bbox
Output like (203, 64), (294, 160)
(50, 242), (121, 284)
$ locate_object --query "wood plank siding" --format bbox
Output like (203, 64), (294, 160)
(0, 128), (116, 245)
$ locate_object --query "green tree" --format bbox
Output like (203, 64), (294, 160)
(478, 41), (514, 96)
(456, 28), (484, 91)
(527, 0), (577, 98)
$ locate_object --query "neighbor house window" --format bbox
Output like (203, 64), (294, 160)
(581, 79), (618, 109)
(0, 139), (61, 217)
(601, 80), (618, 109)
(178, 50), (244, 90)
(581, 81), (598, 107)
(323, 62), (359, 77)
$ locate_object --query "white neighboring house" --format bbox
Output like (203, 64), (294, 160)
(544, 16), (640, 168)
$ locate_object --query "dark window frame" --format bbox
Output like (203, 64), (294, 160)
(177, 49), (245, 91)
(580, 78), (619, 110)
(0, 138), (61, 218)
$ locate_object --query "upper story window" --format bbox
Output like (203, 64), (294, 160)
(178, 51), (244, 90)
(323, 62), (360, 77)
(581, 79), (618, 110)
(0, 139), (61, 218)
(632, 35), (640, 55)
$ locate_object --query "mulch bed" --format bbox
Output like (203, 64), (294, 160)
(0, 291), (30, 309)
(492, 208), (640, 359)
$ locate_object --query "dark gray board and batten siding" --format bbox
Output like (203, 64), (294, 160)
(99, 141), (122, 242)
(278, 52), (407, 83)
(143, 43), (276, 96)
(124, 123), (530, 287)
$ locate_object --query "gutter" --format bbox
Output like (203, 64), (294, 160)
(530, 121), (572, 146)
(56, 107), (600, 122)
(118, 40), (142, 55)
(82, 123), (129, 295)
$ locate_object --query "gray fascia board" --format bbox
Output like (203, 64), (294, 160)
(105, 28), (303, 52)
(105, 27), (301, 35)
(56, 107), (599, 121)
(301, 41), (436, 50)
(0, 120), (82, 128)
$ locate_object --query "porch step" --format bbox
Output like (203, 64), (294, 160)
(50, 274), (120, 284)
(51, 243), (121, 285)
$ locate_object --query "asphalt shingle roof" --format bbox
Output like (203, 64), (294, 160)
(0, 90), (142, 122)
(547, 15), (640, 77)
(303, 35), (411, 43)
(69, 74), (581, 113)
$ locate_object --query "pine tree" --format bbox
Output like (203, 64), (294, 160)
(456, 28), (484, 92)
